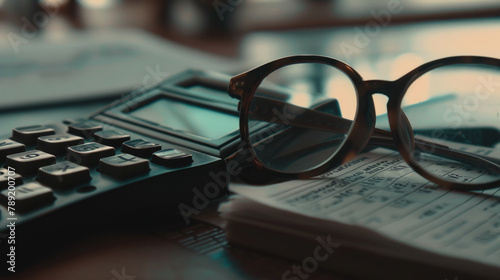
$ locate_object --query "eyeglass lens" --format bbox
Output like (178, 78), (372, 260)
(247, 63), (357, 174)
(402, 64), (500, 185)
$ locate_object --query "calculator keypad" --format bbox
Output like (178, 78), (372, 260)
(0, 139), (25, 162)
(38, 161), (91, 188)
(6, 150), (56, 175)
(0, 120), (216, 232)
(67, 142), (115, 166)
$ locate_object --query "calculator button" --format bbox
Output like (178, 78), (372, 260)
(0, 168), (23, 190)
(67, 121), (103, 139)
(38, 161), (91, 188)
(1, 182), (54, 212)
(6, 150), (56, 175)
(99, 154), (149, 179)
(152, 149), (193, 167)
(62, 118), (87, 125)
(0, 139), (26, 162)
(12, 125), (55, 145)
(94, 130), (130, 147)
(37, 135), (84, 155)
(121, 139), (161, 158)
(67, 142), (115, 166)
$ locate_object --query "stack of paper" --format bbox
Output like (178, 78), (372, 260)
(220, 148), (500, 280)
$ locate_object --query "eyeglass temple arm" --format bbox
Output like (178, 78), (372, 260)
(249, 97), (500, 173)
(368, 137), (500, 174)
(249, 96), (392, 138)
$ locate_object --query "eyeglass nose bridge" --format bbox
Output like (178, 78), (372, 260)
(362, 80), (398, 97)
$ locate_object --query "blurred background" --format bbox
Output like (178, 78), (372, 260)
(1, 0), (500, 122)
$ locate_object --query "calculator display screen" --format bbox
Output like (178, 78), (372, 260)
(128, 97), (239, 140)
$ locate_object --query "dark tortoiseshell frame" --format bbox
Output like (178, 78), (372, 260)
(228, 55), (500, 190)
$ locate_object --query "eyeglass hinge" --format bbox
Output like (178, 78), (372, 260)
(229, 79), (246, 99)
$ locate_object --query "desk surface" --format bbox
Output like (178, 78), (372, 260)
(6, 206), (344, 280)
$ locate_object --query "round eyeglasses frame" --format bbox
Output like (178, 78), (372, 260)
(227, 55), (500, 190)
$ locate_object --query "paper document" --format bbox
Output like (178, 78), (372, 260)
(221, 147), (500, 277)
(0, 29), (241, 110)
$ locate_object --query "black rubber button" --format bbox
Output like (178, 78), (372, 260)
(1, 182), (54, 212)
(0, 139), (26, 162)
(152, 149), (193, 167)
(94, 130), (130, 147)
(6, 150), (56, 175)
(37, 134), (84, 155)
(12, 125), (55, 145)
(121, 139), (161, 158)
(99, 154), (149, 179)
(38, 161), (91, 188)
(67, 142), (115, 166)
(67, 121), (103, 139)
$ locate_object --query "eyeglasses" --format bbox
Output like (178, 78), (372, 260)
(227, 55), (500, 191)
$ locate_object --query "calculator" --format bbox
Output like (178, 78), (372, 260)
(0, 70), (245, 270)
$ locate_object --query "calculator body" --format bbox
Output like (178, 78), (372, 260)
(0, 70), (243, 268)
